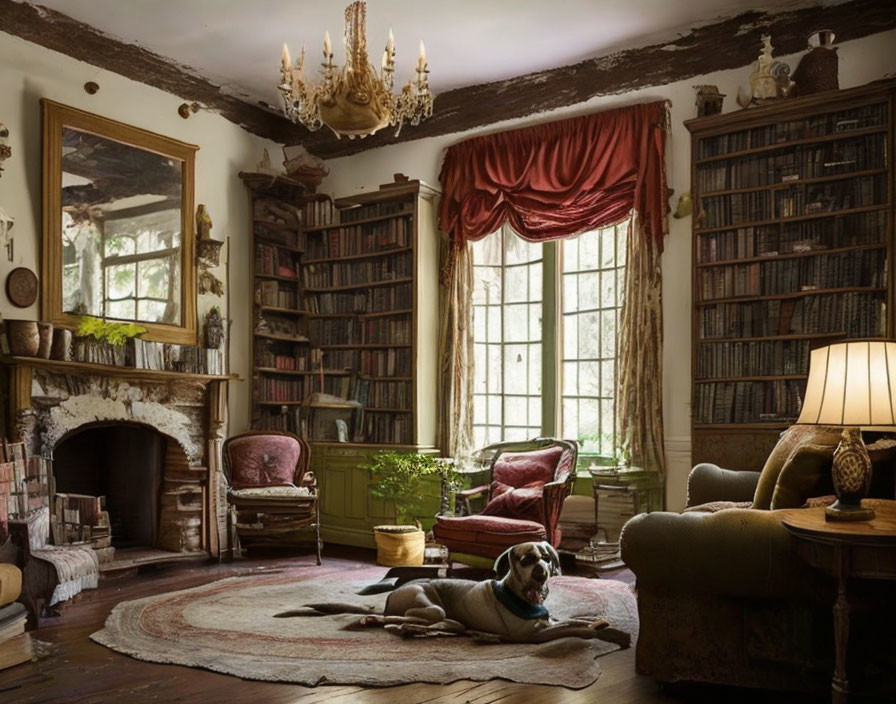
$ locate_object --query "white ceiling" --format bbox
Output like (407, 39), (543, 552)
(27, 0), (838, 108)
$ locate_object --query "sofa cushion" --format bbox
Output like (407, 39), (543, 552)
(770, 443), (834, 509)
(0, 563), (23, 607)
(480, 481), (544, 523)
(227, 435), (301, 488)
(492, 446), (563, 487)
(752, 425), (842, 509)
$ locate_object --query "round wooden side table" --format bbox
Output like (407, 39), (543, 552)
(781, 499), (896, 704)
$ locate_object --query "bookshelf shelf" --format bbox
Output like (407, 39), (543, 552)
(303, 208), (414, 232)
(242, 173), (439, 449)
(303, 246), (413, 265)
(687, 81), (895, 471)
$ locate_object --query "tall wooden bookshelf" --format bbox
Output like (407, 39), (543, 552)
(240, 174), (438, 451)
(686, 81), (895, 470)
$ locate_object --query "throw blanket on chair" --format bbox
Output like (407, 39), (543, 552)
(27, 506), (99, 605)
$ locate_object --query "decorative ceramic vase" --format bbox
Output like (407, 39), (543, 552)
(37, 322), (53, 358)
(793, 30), (838, 95)
(5, 319), (40, 356)
(204, 307), (224, 349)
(51, 328), (73, 361)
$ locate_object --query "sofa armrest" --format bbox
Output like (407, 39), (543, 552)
(620, 508), (832, 601)
(687, 463), (761, 507)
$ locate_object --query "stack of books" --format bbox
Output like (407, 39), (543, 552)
(0, 600), (32, 671)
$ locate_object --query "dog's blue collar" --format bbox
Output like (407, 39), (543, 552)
(490, 580), (549, 620)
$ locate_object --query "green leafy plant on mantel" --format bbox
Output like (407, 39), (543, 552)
(366, 451), (461, 526)
(76, 317), (147, 346)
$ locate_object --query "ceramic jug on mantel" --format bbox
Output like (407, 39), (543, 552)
(793, 30), (839, 95)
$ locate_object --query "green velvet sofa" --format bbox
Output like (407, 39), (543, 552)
(620, 425), (896, 694)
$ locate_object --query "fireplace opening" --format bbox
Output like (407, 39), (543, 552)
(53, 423), (163, 549)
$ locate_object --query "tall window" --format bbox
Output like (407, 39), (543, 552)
(471, 221), (627, 460)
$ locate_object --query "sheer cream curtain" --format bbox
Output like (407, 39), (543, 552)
(617, 215), (666, 477)
(437, 232), (473, 459)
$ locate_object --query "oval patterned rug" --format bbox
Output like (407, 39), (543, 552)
(91, 565), (637, 689)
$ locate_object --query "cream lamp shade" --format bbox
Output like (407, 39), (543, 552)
(797, 341), (896, 430)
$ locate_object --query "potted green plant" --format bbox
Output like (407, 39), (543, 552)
(366, 451), (459, 566)
(75, 316), (146, 366)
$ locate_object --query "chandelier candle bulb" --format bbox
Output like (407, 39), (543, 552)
(281, 44), (291, 73)
(324, 31), (332, 58)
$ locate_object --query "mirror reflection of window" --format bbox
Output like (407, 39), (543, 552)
(59, 126), (183, 326)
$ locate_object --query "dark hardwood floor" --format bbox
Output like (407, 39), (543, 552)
(0, 546), (829, 704)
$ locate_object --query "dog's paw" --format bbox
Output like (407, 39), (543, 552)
(589, 618), (610, 630)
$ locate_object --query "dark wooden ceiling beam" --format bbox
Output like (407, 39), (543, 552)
(3, 0), (894, 161)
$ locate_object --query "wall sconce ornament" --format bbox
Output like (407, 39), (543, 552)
(694, 85), (725, 118)
(198, 270), (224, 297)
(0, 122), (11, 177)
(5, 267), (38, 308)
(673, 191), (693, 219)
(196, 204), (223, 267)
(178, 102), (200, 119)
(737, 35), (794, 108)
(204, 306), (224, 349)
(0, 205), (13, 261)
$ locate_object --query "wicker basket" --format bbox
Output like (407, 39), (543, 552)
(373, 525), (425, 566)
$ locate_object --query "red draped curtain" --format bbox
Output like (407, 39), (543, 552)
(439, 101), (668, 250)
(436, 101), (670, 477)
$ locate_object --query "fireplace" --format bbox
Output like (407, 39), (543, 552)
(0, 358), (230, 562)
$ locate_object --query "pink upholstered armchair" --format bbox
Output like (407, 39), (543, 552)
(432, 438), (577, 564)
(223, 430), (321, 563)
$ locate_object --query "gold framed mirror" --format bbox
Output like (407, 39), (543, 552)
(41, 99), (198, 344)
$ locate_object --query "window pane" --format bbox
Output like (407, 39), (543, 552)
(107, 299), (135, 320)
(560, 223), (627, 460)
(504, 303), (529, 342)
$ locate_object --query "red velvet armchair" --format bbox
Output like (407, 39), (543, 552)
(223, 430), (321, 563)
(432, 438), (577, 562)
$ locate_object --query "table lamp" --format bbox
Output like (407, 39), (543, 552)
(796, 340), (896, 522)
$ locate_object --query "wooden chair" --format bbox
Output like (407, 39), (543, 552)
(223, 430), (321, 563)
(432, 437), (577, 567)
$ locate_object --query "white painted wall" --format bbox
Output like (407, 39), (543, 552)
(320, 29), (896, 511)
(0, 31), (280, 433)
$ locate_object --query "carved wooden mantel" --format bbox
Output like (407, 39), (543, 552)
(0, 355), (238, 558)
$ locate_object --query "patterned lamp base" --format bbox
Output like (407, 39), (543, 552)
(825, 428), (875, 522)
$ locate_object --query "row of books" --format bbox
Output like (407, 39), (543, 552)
(362, 412), (413, 445)
(256, 374), (349, 402)
(302, 254), (412, 288)
(302, 197), (338, 228)
(696, 133), (886, 192)
(775, 174), (886, 218)
(0, 602), (30, 672)
(255, 407), (303, 435)
(307, 282), (414, 314)
(1, 454), (49, 524)
(698, 291), (886, 339)
(339, 197), (410, 223)
(364, 380), (411, 409)
(255, 242), (298, 278)
(697, 103), (887, 158)
(697, 248), (885, 300)
(695, 339), (810, 379)
(254, 343), (310, 370)
(359, 317), (411, 345)
(304, 218), (412, 259)
(701, 174), (885, 228)
(254, 221), (299, 250)
(360, 348), (412, 377)
(131, 339), (225, 375)
(255, 280), (299, 309)
(693, 379), (805, 424)
(695, 211), (887, 263)
(309, 318), (358, 345)
(51, 493), (111, 548)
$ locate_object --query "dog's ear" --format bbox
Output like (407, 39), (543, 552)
(540, 542), (562, 576)
(494, 546), (514, 579)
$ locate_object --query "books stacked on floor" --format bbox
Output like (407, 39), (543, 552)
(574, 541), (625, 572)
(0, 597), (32, 671)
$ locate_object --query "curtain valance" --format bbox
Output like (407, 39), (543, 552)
(438, 101), (669, 250)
